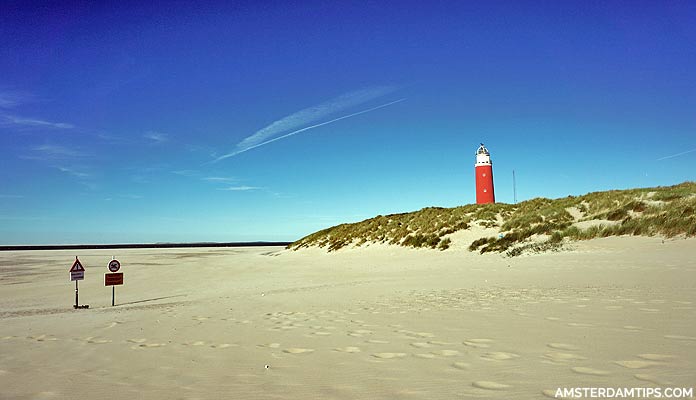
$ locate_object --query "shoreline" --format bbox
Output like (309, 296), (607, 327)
(0, 241), (292, 251)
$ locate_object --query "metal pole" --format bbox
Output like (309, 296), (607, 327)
(513, 170), (517, 204)
(75, 280), (79, 308)
(112, 286), (115, 306)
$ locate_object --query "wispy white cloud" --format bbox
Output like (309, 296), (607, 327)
(0, 90), (74, 132)
(202, 176), (237, 183)
(213, 96), (406, 162)
(2, 114), (74, 129)
(0, 90), (33, 108)
(24, 145), (93, 182)
(213, 86), (402, 162)
(33, 144), (82, 158)
(172, 169), (199, 177)
(144, 131), (168, 144)
(57, 166), (90, 179)
(217, 186), (260, 191)
(656, 147), (696, 161)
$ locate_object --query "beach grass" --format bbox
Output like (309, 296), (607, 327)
(289, 181), (696, 255)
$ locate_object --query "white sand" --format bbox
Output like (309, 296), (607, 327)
(1, 236), (695, 399)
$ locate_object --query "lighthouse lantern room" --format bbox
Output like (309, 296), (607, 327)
(475, 143), (495, 204)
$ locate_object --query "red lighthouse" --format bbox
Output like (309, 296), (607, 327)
(475, 143), (495, 204)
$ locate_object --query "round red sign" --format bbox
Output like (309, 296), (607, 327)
(108, 259), (121, 272)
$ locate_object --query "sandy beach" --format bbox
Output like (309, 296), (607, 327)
(1, 236), (695, 399)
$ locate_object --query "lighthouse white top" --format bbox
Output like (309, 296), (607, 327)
(475, 143), (492, 166)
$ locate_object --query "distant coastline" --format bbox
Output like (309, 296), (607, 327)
(0, 241), (293, 251)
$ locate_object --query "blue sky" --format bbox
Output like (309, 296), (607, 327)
(1, 1), (695, 244)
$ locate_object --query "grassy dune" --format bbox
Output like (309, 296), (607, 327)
(289, 181), (696, 256)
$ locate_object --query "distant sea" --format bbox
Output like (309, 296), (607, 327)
(0, 242), (292, 251)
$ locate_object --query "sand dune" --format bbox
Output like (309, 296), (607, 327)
(1, 236), (694, 399)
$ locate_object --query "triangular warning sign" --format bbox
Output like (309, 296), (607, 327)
(69, 258), (85, 272)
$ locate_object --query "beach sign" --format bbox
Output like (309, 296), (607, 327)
(108, 259), (121, 272)
(69, 258), (85, 281)
(105, 257), (124, 306)
(69, 256), (89, 309)
(104, 272), (123, 286)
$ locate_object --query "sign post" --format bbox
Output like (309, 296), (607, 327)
(69, 257), (88, 309)
(105, 258), (123, 306)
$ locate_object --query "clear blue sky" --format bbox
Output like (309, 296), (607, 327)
(1, 1), (695, 244)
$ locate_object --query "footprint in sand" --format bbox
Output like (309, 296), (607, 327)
(429, 340), (454, 345)
(139, 343), (166, 348)
(545, 317), (562, 321)
(544, 352), (587, 362)
(410, 342), (432, 348)
(472, 381), (510, 390)
(29, 334), (59, 342)
(372, 352), (407, 359)
(27, 391), (60, 399)
(348, 329), (372, 337)
(463, 339), (493, 349)
(542, 389), (572, 399)
(334, 346), (361, 353)
(481, 351), (519, 361)
(210, 343), (237, 349)
(638, 354), (675, 361)
(397, 330), (435, 338)
(567, 322), (594, 327)
(547, 343), (579, 351)
(87, 338), (111, 344)
(639, 308), (660, 313)
(365, 339), (389, 344)
(623, 325), (644, 331)
(614, 360), (664, 369)
(185, 341), (207, 346)
(127, 338), (147, 344)
(431, 349), (460, 357)
(452, 362), (470, 369)
(634, 374), (672, 386)
(311, 331), (332, 336)
(571, 367), (610, 376)
(258, 343), (281, 349)
(283, 348), (314, 354)
(664, 335), (696, 341)
(413, 353), (436, 359)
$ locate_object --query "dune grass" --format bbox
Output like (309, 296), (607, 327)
(289, 182), (696, 255)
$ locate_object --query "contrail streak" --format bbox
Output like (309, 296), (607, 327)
(212, 98), (406, 162)
(237, 86), (397, 150)
(656, 147), (696, 161)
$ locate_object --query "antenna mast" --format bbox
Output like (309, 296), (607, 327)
(513, 170), (517, 204)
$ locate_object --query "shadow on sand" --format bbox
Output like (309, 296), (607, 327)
(116, 294), (187, 306)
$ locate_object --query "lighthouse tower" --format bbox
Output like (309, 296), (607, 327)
(475, 143), (495, 204)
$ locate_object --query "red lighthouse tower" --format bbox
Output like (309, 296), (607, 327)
(475, 143), (495, 204)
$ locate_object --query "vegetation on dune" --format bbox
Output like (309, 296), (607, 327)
(289, 182), (696, 255)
